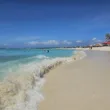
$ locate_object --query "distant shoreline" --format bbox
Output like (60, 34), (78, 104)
(0, 46), (110, 52)
(74, 46), (110, 51)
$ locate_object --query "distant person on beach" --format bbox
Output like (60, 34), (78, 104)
(89, 46), (92, 50)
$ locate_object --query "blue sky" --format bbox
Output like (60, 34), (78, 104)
(0, 0), (110, 47)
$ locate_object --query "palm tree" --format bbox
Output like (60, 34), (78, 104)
(105, 33), (110, 41)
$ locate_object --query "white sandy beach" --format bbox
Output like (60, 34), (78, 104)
(38, 50), (110, 110)
(75, 46), (110, 51)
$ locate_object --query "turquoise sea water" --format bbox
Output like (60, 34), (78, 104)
(0, 48), (86, 110)
(0, 48), (74, 79)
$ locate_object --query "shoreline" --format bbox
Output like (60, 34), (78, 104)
(0, 49), (85, 110)
(74, 46), (110, 51)
(38, 50), (110, 110)
(56, 46), (110, 52)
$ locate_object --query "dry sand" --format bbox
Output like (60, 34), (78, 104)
(75, 46), (110, 51)
(38, 51), (110, 110)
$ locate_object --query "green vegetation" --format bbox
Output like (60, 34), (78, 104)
(105, 33), (110, 41)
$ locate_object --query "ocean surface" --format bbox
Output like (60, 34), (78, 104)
(0, 48), (76, 110)
(0, 48), (73, 79)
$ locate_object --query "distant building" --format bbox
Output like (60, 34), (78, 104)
(95, 43), (103, 47)
(102, 41), (110, 46)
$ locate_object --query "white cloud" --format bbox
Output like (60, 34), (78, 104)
(28, 41), (41, 45)
(76, 40), (82, 43)
(28, 40), (73, 46)
(42, 40), (59, 45)
(92, 38), (96, 40)
(28, 40), (59, 46)
(94, 40), (102, 43)
(97, 40), (102, 42)
(62, 40), (72, 45)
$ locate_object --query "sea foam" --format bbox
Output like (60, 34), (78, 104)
(0, 51), (86, 110)
(35, 55), (49, 59)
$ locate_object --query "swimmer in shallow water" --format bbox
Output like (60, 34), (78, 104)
(47, 50), (49, 53)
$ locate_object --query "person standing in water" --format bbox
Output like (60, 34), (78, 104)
(47, 50), (49, 53)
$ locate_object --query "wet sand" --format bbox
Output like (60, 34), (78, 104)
(38, 51), (110, 110)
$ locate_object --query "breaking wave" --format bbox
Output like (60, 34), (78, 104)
(0, 51), (86, 110)
(35, 55), (49, 59)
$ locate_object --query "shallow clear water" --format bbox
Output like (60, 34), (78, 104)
(0, 48), (74, 79)
(0, 49), (87, 110)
